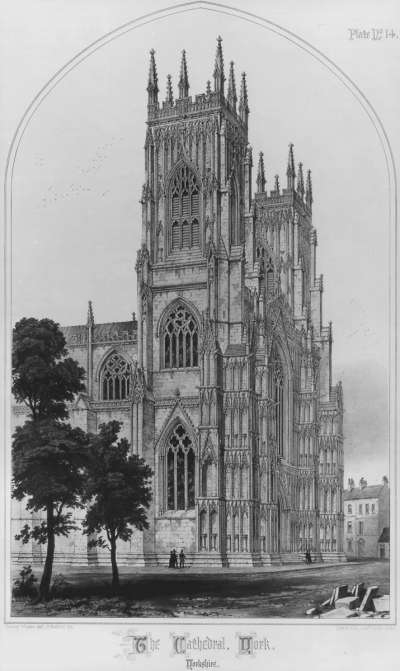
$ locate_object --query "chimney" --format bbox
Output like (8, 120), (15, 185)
(382, 475), (389, 486)
(348, 477), (354, 491)
(359, 477), (367, 489)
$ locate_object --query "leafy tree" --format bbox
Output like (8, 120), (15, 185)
(12, 317), (85, 420)
(82, 422), (153, 592)
(12, 420), (89, 600)
(12, 317), (86, 600)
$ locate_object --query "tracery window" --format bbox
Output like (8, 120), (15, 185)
(101, 353), (131, 400)
(163, 303), (198, 368)
(170, 165), (200, 251)
(166, 424), (195, 510)
(229, 179), (239, 245)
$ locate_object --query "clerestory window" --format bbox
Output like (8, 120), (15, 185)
(101, 353), (131, 400)
(166, 424), (195, 510)
(163, 303), (198, 369)
(170, 165), (200, 252)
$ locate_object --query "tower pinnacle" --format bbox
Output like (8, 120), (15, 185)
(227, 61), (237, 111)
(256, 152), (266, 194)
(286, 143), (296, 190)
(297, 162), (305, 199)
(178, 50), (189, 98)
(213, 36), (225, 95)
(87, 300), (94, 328)
(239, 72), (249, 125)
(147, 49), (159, 108)
(166, 74), (174, 105)
(306, 169), (313, 207)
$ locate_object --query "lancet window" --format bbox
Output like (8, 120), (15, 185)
(101, 353), (132, 400)
(163, 303), (199, 368)
(170, 165), (200, 252)
(166, 424), (195, 510)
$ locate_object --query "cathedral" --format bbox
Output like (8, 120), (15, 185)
(12, 38), (345, 566)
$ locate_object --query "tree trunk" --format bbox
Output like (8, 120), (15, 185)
(39, 504), (55, 601)
(110, 535), (120, 593)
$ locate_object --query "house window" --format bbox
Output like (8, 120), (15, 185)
(358, 521), (364, 535)
(163, 303), (198, 369)
(166, 424), (195, 511)
(347, 504), (352, 514)
(366, 504), (369, 514)
(170, 165), (200, 251)
(101, 353), (131, 400)
(372, 504), (376, 513)
(359, 504), (363, 515)
(347, 521), (352, 532)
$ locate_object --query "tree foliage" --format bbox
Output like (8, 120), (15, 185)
(12, 317), (85, 420)
(12, 317), (87, 600)
(82, 421), (153, 591)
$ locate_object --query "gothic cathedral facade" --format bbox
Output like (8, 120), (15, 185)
(12, 38), (345, 566)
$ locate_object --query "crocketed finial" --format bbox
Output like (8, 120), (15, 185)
(178, 49), (189, 98)
(213, 35), (225, 95)
(306, 169), (313, 208)
(147, 49), (159, 108)
(286, 143), (296, 189)
(239, 72), (249, 124)
(227, 61), (237, 111)
(256, 152), (266, 194)
(297, 162), (305, 198)
(166, 74), (174, 105)
(87, 300), (94, 328)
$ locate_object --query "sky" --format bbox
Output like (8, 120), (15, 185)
(2, 0), (397, 486)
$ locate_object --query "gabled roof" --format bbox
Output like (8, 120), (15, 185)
(344, 485), (384, 501)
(378, 527), (390, 543)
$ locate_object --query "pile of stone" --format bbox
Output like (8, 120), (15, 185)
(306, 583), (390, 619)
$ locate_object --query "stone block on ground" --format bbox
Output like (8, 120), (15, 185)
(306, 607), (320, 617)
(329, 584), (349, 606)
(351, 583), (365, 599)
(335, 596), (360, 610)
(321, 607), (359, 619)
(360, 586), (379, 612)
(372, 595), (390, 613)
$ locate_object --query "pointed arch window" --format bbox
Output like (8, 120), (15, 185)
(169, 165), (200, 251)
(166, 424), (195, 510)
(101, 353), (132, 400)
(163, 303), (199, 369)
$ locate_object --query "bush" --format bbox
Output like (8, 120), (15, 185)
(50, 574), (71, 598)
(13, 565), (38, 598)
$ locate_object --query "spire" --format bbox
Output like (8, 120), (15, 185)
(166, 74), (174, 105)
(227, 61), (237, 111)
(239, 72), (249, 124)
(297, 162), (305, 198)
(87, 300), (94, 328)
(256, 152), (266, 194)
(213, 36), (225, 95)
(178, 50), (189, 98)
(286, 143), (296, 189)
(306, 169), (313, 207)
(206, 80), (211, 97)
(147, 49), (159, 108)
(274, 174), (280, 195)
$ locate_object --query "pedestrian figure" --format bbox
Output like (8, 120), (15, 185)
(168, 550), (174, 568)
(179, 549), (185, 568)
(172, 548), (178, 568)
(305, 549), (312, 564)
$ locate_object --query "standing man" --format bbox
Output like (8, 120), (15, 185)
(179, 549), (186, 569)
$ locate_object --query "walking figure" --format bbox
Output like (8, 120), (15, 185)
(172, 548), (178, 568)
(179, 549), (185, 568)
(168, 549), (174, 568)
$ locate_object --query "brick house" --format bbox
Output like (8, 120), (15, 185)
(344, 477), (389, 559)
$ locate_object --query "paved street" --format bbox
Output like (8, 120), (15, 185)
(12, 560), (389, 618)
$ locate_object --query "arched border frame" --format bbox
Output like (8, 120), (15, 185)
(2, 0), (397, 624)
